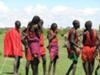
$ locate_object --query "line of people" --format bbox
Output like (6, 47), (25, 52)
(4, 15), (100, 75)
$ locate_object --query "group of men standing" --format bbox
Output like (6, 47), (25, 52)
(4, 16), (47, 75)
(65, 20), (100, 75)
(4, 15), (100, 75)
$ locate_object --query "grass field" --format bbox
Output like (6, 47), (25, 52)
(0, 29), (100, 75)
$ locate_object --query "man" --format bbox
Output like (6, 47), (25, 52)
(22, 22), (33, 75)
(26, 16), (41, 75)
(65, 20), (81, 75)
(82, 21), (100, 75)
(4, 20), (23, 75)
(39, 19), (46, 75)
(47, 23), (59, 75)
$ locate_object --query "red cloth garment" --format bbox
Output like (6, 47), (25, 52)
(40, 33), (46, 56)
(25, 48), (32, 61)
(27, 32), (40, 60)
(23, 29), (33, 61)
(49, 30), (59, 61)
(26, 32), (45, 60)
(82, 46), (96, 62)
(83, 29), (96, 46)
(4, 31), (13, 57)
(67, 28), (78, 54)
(4, 28), (23, 57)
(82, 29), (96, 62)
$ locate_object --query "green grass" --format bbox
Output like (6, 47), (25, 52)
(0, 29), (99, 75)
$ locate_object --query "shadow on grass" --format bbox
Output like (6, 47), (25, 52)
(0, 53), (2, 55)
(3, 72), (22, 75)
(3, 72), (14, 75)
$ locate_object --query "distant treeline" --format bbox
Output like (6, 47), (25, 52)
(0, 27), (100, 36)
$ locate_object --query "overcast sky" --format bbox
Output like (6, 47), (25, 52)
(0, 0), (100, 29)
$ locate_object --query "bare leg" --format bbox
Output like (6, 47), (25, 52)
(95, 60), (100, 75)
(89, 60), (95, 75)
(33, 57), (39, 75)
(66, 62), (74, 75)
(53, 58), (57, 75)
(72, 61), (77, 75)
(83, 62), (88, 75)
(48, 61), (53, 75)
(83, 62), (89, 75)
(86, 62), (90, 75)
(42, 56), (46, 75)
(25, 61), (31, 75)
(14, 56), (20, 75)
(95, 64), (100, 75)
(31, 61), (34, 75)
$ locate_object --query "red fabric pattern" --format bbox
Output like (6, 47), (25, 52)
(4, 28), (23, 57)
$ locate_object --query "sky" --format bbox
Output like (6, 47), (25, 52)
(0, 0), (100, 29)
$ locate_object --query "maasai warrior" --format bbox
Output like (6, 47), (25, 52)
(4, 20), (23, 75)
(22, 22), (33, 75)
(65, 20), (80, 75)
(82, 21), (100, 75)
(27, 16), (41, 75)
(47, 23), (59, 75)
(38, 19), (46, 75)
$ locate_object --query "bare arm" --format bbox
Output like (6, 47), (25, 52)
(47, 31), (56, 42)
(96, 35), (100, 50)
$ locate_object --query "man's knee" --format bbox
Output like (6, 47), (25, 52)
(43, 58), (46, 64)
(15, 57), (20, 64)
(33, 57), (39, 65)
(73, 60), (77, 64)
(26, 63), (30, 69)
